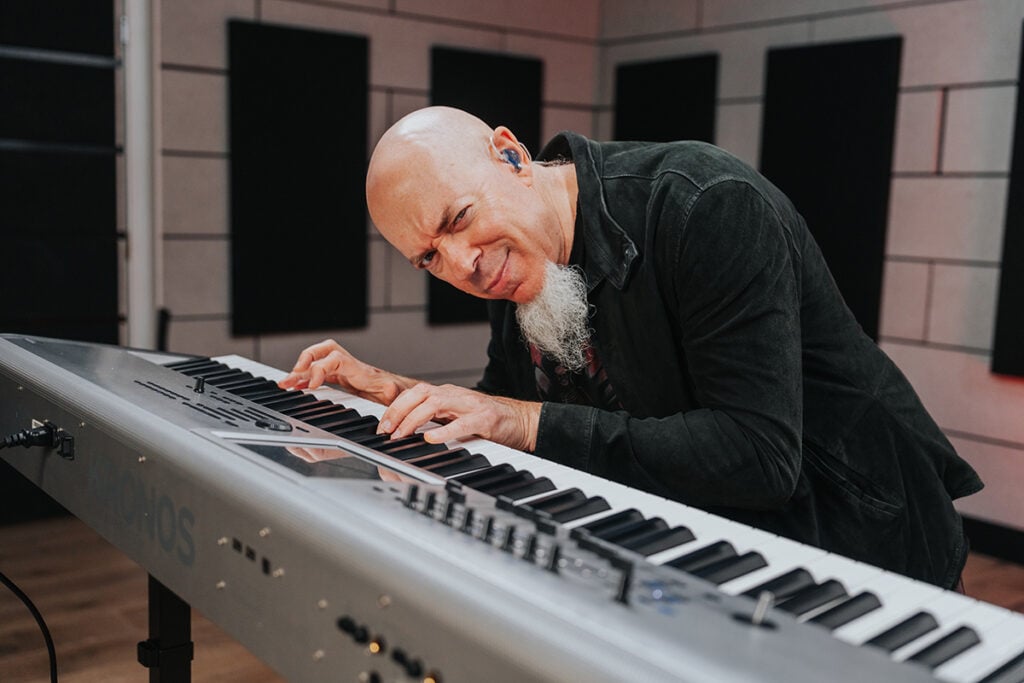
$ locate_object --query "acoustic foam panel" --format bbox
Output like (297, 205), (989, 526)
(0, 0), (113, 56)
(992, 21), (1024, 376)
(229, 21), (368, 335)
(760, 37), (902, 342)
(0, 57), (114, 145)
(614, 54), (718, 143)
(428, 47), (543, 325)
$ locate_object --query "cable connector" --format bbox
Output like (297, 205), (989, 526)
(0, 423), (75, 459)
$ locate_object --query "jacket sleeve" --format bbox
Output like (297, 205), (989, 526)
(534, 179), (805, 510)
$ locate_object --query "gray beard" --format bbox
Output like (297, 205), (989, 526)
(515, 261), (590, 372)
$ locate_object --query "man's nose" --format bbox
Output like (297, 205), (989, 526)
(440, 237), (480, 281)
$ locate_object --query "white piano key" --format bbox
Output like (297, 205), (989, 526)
(717, 537), (827, 596)
(891, 599), (1016, 664)
(214, 355), (1024, 681)
(934, 609), (1024, 682)
(832, 573), (946, 645)
(804, 554), (884, 592)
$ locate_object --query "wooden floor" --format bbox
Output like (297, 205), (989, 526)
(1, 516), (1023, 682)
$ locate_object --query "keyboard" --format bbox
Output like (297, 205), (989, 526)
(1, 334), (1022, 683)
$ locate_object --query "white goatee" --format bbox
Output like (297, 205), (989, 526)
(515, 261), (590, 372)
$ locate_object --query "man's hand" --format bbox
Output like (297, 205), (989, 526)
(378, 383), (541, 453)
(278, 339), (414, 405)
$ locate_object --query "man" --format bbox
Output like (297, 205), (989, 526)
(280, 106), (982, 589)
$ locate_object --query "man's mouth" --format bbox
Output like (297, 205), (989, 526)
(485, 252), (510, 294)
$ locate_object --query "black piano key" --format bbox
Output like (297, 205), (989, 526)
(260, 393), (318, 411)
(173, 360), (224, 375)
(227, 380), (280, 396)
(206, 370), (253, 386)
(692, 551), (767, 585)
(389, 443), (464, 461)
(617, 526), (695, 556)
(305, 408), (359, 426)
(906, 625), (981, 669)
(665, 541), (737, 573)
(236, 387), (290, 403)
(599, 517), (667, 543)
(571, 509), (644, 541)
(522, 488), (586, 514)
(495, 476), (556, 501)
(348, 433), (390, 448)
(329, 417), (380, 438)
(429, 453), (490, 478)
(743, 568), (816, 601)
(213, 375), (264, 391)
(404, 449), (471, 470)
(776, 579), (847, 617)
(192, 368), (247, 383)
(377, 434), (432, 452)
(281, 400), (339, 419)
(979, 648), (1024, 683)
(808, 591), (883, 631)
(550, 497), (611, 523)
(473, 471), (534, 496)
(454, 464), (516, 488)
(165, 357), (214, 371)
(865, 611), (940, 653)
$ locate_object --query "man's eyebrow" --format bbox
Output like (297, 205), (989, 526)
(410, 206), (451, 267)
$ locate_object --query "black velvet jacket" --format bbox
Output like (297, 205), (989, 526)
(477, 132), (983, 588)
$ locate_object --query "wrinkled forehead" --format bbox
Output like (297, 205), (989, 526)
(368, 138), (488, 251)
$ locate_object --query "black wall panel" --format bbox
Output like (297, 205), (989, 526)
(0, 1), (115, 524)
(0, 0), (113, 56)
(614, 54), (718, 143)
(0, 57), (114, 145)
(1, 150), (118, 341)
(760, 37), (902, 342)
(429, 46), (544, 325)
(992, 22), (1024, 376)
(229, 21), (369, 335)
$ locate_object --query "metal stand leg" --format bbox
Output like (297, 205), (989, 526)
(137, 574), (194, 683)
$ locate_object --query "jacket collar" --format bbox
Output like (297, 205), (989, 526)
(537, 132), (638, 291)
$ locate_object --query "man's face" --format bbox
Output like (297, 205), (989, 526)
(371, 146), (560, 305)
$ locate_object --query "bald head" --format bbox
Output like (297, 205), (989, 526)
(363, 106), (577, 305)
(366, 107), (494, 228)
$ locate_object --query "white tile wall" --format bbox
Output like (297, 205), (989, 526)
(542, 107), (596, 144)
(600, 22), (811, 102)
(163, 157), (229, 235)
(927, 263), (999, 350)
(166, 317), (257, 358)
(600, 0), (698, 40)
(160, 0), (255, 69)
(163, 239), (230, 316)
(369, 91), (430, 150)
(951, 436), (1024, 532)
(892, 90), (941, 173)
(505, 34), (598, 105)
(704, 0), (906, 28)
(886, 178), (1008, 262)
(161, 71), (227, 152)
(942, 85), (1017, 173)
(881, 342), (1024, 446)
(395, 0), (600, 39)
(714, 101), (762, 167)
(811, 0), (1024, 87)
(146, 0), (1024, 534)
(256, 310), (491, 377)
(878, 260), (929, 341)
(261, 1), (505, 91)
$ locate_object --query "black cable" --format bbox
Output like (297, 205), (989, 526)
(0, 425), (58, 450)
(0, 567), (58, 682)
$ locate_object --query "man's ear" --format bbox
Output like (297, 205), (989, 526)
(491, 126), (533, 184)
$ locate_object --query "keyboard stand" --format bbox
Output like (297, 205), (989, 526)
(137, 575), (194, 683)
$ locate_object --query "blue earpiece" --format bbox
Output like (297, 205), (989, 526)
(501, 148), (522, 171)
